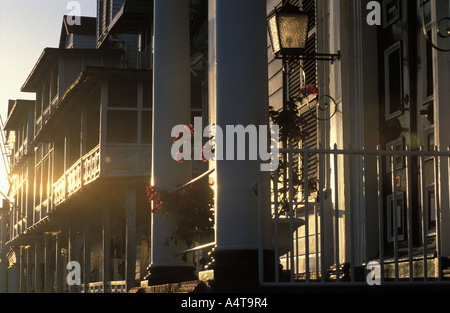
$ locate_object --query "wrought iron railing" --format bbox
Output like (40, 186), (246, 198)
(258, 144), (450, 286)
(173, 168), (216, 275)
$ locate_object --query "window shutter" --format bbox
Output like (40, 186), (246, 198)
(287, 0), (319, 188)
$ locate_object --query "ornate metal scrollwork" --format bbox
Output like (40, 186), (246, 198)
(420, 0), (450, 52)
(289, 66), (338, 122)
(307, 94), (338, 121)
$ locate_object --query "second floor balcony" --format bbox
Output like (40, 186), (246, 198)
(37, 67), (153, 210)
(53, 143), (101, 206)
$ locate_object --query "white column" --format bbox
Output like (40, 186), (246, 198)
(0, 213), (7, 293)
(44, 233), (52, 293)
(125, 182), (136, 291)
(83, 217), (91, 293)
(342, 0), (366, 268)
(149, 0), (194, 284)
(34, 237), (42, 292)
(26, 246), (33, 293)
(432, 0), (450, 257)
(55, 232), (63, 293)
(211, 0), (272, 283)
(102, 206), (110, 292)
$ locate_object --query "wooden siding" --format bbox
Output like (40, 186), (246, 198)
(72, 35), (97, 49)
(63, 58), (83, 94)
(113, 0), (126, 17)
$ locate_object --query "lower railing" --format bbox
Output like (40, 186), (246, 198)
(173, 168), (216, 276)
(258, 144), (450, 286)
(81, 281), (126, 293)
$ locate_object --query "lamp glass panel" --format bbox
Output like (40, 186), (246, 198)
(268, 15), (281, 54)
(278, 13), (309, 50)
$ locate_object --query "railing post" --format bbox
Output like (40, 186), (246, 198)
(333, 144), (340, 282)
(390, 145), (399, 281)
(125, 182), (137, 291)
(434, 146), (442, 281)
(405, 145), (414, 281)
(302, 143), (309, 282)
(419, 146), (428, 281)
(318, 144), (326, 282)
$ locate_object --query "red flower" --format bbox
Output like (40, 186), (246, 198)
(175, 151), (184, 163)
(146, 186), (163, 213)
(299, 84), (318, 96)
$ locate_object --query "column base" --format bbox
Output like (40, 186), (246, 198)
(208, 249), (277, 293)
(145, 265), (197, 286)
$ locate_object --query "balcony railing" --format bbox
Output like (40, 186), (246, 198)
(53, 144), (101, 207)
(81, 281), (126, 293)
(258, 144), (450, 286)
(67, 160), (82, 197)
(83, 145), (101, 185)
(11, 139), (28, 170)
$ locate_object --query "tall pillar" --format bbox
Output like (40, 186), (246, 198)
(44, 233), (52, 292)
(0, 212), (7, 293)
(34, 237), (42, 292)
(210, 0), (273, 290)
(149, 0), (195, 284)
(19, 246), (26, 292)
(432, 0), (450, 258)
(55, 232), (63, 293)
(68, 223), (77, 293)
(125, 182), (136, 291)
(102, 206), (110, 292)
(26, 245), (33, 293)
(83, 216), (91, 293)
(342, 0), (366, 268)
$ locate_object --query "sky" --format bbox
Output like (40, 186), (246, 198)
(0, 0), (97, 197)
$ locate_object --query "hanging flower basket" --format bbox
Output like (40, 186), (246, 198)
(269, 84), (319, 216)
(146, 182), (215, 248)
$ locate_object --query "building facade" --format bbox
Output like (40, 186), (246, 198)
(0, 0), (450, 293)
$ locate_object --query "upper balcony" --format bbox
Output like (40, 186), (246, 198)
(33, 67), (153, 210)
(20, 48), (124, 141)
(3, 100), (35, 173)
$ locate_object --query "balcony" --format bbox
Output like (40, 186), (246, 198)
(11, 139), (29, 171)
(53, 144), (101, 207)
(81, 281), (126, 293)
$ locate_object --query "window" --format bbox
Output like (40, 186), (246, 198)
(107, 110), (138, 143)
(42, 83), (50, 110)
(108, 80), (138, 108)
(141, 110), (152, 144)
(35, 164), (41, 207)
(425, 29), (434, 98)
(42, 158), (49, 201)
(106, 80), (153, 144)
(143, 84), (152, 108)
(426, 187), (436, 233)
(384, 41), (403, 120)
(387, 192), (405, 243)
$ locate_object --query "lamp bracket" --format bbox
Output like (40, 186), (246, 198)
(276, 51), (341, 63)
